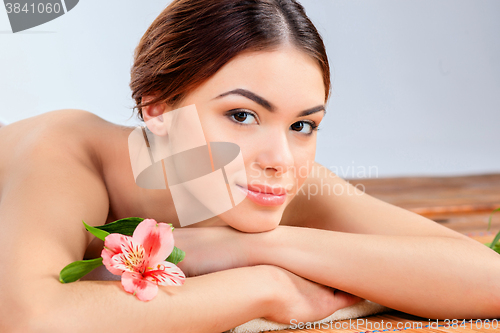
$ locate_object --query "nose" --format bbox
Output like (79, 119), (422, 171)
(253, 129), (294, 175)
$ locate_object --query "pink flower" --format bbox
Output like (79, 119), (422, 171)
(101, 219), (186, 301)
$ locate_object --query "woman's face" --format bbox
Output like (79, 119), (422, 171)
(146, 45), (326, 232)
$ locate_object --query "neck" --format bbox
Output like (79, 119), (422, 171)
(97, 123), (227, 228)
(97, 123), (178, 225)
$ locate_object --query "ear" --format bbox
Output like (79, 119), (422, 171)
(141, 95), (169, 136)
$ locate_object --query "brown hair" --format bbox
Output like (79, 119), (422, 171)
(130, 0), (330, 121)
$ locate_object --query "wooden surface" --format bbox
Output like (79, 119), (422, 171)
(348, 173), (500, 236)
(268, 173), (500, 333)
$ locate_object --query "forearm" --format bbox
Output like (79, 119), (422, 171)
(11, 266), (276, 333)
(247, 226), (500, 319)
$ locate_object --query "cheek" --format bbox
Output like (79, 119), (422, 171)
(196, 105), (227, 138)
(198, 114), (220, 142)
(292, 146), (316, 188)
(198, 111), (248, 149)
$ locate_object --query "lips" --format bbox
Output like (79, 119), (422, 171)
(236, 183), (288, 206)
(245, 183), (287, 196)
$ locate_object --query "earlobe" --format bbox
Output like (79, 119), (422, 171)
(145, 113), (168, 137)
(142, 96), (169, 136)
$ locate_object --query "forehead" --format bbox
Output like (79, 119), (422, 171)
(190, 46), (325, 109)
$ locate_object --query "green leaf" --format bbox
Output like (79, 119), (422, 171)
(166, 246), (185, 265)
(59, 257), (103, 283)
(82, 220), (110, 241)
(93, 217), (144, 236)
(484, 241), (500, 254)
(94, 217), (175, 236)
(489, 230), (500, 250)
(486, 207), (500, 231)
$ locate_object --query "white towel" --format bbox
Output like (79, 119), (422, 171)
(227, 300), (392, 333)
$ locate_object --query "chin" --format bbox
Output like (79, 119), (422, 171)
(220, 208), (283, 233)
(232, 220), (280, 233)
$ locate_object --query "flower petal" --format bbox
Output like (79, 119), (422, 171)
(101, 234), (127, 275)
(145, 261), (186, 286)
(119, 236), (146, 272)
(133, 219), (174, 266)
(103, 233), (124, 254)
(101, 248), (124, 276)
(111, 253), (136, 273)
(121, 271), (159, 302)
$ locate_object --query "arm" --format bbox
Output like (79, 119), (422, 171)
(0, 130), (354, 332)
(176, 162), (500, 319)
(0, 138), (279, 333)
(247, 162), (500, 319)
(247, 226), (500, 319)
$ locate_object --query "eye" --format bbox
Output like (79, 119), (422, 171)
(227, 110), (258, 125)
(290, 121), (318, 135)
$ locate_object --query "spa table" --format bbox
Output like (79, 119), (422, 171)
(268, 173), (500, 333)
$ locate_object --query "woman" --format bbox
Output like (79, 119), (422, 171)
(1, 0), (499, 332)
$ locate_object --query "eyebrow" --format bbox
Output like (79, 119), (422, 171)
(212, 88), (326, 117)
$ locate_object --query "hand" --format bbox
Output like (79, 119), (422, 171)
(264, 265), (364, 324)
(172, 226), (250, 277)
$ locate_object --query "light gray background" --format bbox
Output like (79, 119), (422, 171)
(1, 0), (499, 178)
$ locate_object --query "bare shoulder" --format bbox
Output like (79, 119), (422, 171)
(21, 108), (110, 147)
(0, 109), (111, 233)
(0, 109), (112, 324)
(0, 107), (111, 214)
(0, 108), (109, 142)
(281, 161), (475, 242)
(0, 109), (111, 177)
(281, 161), (353, 228)
(0, 108), (106, 135)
